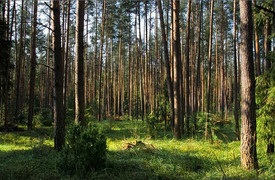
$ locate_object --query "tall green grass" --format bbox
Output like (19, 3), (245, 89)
(0, 119), (274, 179)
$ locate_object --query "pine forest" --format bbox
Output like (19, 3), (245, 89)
(0, 0), (275, 179)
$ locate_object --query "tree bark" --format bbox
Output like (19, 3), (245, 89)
(157, 0), (174, 128)
(63, 0), (71, 115)
(185, 0), (191, 135)
(239, 0), (258, 170)
(52, 0), (65, 151)
(233, 0), (240, 140)
(205, 0), (214, 140)
(27, 0), (38, 130)
(98, 0), (106, 121)
(74, 0), (85, 125)
(172, 0), (182, 139)
(15, 0), (25, 122)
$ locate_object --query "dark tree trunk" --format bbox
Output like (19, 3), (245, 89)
(233, 0), (240, 140)
(184, 0), (191, 135)
(157, 0), (174, 128)
(52, 0), (65, 151)
(27, 0), (38, 130)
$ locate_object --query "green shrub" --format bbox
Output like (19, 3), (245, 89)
(57, 124), (107, 176)
(34, 108), (53, 126)
(256, 70), (275, 150)
(146, 113), (158, 138)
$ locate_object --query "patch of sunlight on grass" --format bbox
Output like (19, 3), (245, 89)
(0, 144), (31, 152)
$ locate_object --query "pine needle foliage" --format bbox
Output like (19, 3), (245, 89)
(256, 53), (275, 152)
(57, 124), (107, 177)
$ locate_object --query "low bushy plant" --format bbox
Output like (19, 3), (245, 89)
(34, 108), (53, 126)
(256, 70), (275, 152)
(57, 124), (107, 176)
(146, 113), (158, 138)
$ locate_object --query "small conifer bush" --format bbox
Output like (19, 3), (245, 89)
(58, 124), (107, 176)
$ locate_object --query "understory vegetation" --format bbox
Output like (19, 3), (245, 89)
(0, 116), (274, 179)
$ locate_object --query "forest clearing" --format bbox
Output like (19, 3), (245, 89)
(0, 119), (274, 179)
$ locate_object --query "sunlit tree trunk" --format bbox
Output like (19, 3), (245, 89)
(74, 0), (85, 125)
(205, 0), (214, 140)
(253, 0), (261, 76)
(157, 0), (174, 128)
(172, 0), (182, 139)
(239, 0), (258, 170)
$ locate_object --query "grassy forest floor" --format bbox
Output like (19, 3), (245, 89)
(0, 118), (274, 179)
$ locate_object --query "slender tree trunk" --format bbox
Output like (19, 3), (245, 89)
(233, 0), (240, 140)
(93, 0), (98, 110)
(74, 0), (85, 125)
(185, 0), (191, 135)
(253, 0), (261, 77)
(128, 12), (132, 118)
(239, 0), (258, 170)
(63, 0), (70, 113)
(194, 0), (203, 133)
(172, 0), (182, 139)
(98, 0), (106, 121)
(15, 0), (25, 122)
(157, 0), (174, 128)
(52, 0), (65, 151)
(45, 18), (52, 109)
(27, 0), (38, 130)
(205, 0), (214, 140)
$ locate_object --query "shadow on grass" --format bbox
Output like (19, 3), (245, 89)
(103, 147), (214, 180)
(0, 145), (60, 180)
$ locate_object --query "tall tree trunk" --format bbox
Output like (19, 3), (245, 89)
(239, 0), (258, 170)
(254, 30), (261, 76)
(15, 0), (25, 122)
(172, 0), (182, 139)
(98, 0), (106, 121)
(157, 0), (174, 128)
(63, 0), (70, 114)
(185, 0), (191, 135)
(52, 0), (65, 151)
(93, 0), (98, 110)
(74, 0), (85, 125)
(128, 12), (132, 118)
(205, 0), (214, 140)
(45, 18), (52, 109)
(233, 0), (240, 140)
(27, 0), (38, 130)
(194, 0), (203, 133)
